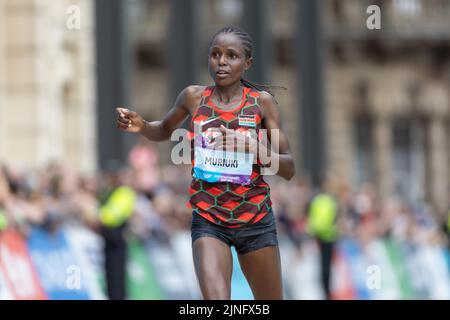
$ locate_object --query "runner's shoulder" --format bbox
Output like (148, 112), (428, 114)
(183, 85), (207, 101)
(257, 91), (278, 119)
(258, 90), (276, 104)
(181, 85), (207, 113)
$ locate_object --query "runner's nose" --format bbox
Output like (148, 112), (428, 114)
(219, 54), (227, 66)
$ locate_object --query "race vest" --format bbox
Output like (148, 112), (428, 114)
(186, 86), (272, 227)
(193, 128), (254, 185)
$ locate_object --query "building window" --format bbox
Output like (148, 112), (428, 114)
(392, 118), (427, 203)
(447, 120), (450, 201)
(393, 0), (422, 17)
(353, 116), (374, 188)
(212, 0), (243, 21)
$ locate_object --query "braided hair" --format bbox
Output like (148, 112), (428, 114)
(210, 26), (286, 97)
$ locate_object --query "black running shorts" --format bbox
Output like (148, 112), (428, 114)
(191, 210), (279, 254)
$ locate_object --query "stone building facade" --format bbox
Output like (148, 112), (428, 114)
(324, 0), (450, 214)
(0, 0), (97, 174)
(131, 0), (449, 214)
(0, 0), (448, 213)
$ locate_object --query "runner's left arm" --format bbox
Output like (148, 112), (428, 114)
(257, 92), (295, 180)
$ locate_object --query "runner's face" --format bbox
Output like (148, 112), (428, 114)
(208, 33), (252, 86)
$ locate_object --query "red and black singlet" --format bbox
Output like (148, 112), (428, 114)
(186, 86), (272, 228)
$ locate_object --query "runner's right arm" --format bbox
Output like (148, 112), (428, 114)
(116, 85), (203, 141)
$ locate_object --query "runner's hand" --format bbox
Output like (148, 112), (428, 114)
(116, 107), (145, 133)
(212, 125), (257, 154)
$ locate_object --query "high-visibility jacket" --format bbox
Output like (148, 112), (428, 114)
(0, 209), (7, 231)
(99, 186), (136, 228)
(307, 193), (338, 242)
(447, 209), (450, 234)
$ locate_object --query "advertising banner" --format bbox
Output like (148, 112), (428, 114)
(27, 227), (90, 299)
(331, 240), (356, 300)
(170, 232), (202, 299)
(127, 237), (165, 299)
(0, 269), (14, 299)
(0, 229), (47, 300)
(365, 239), (402, 299)
(63, 226), (107, 300)
(145, 239), (192, 299)
(338, 239), (370, 299)
(383, 240), (415, 299)
(280, 238), (324, 300)
(230, 247), (253, 300)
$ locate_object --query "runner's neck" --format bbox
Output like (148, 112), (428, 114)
(211, 86), (245, 111)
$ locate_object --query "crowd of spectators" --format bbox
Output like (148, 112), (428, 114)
(1, 142), (449, 297)
(1, 143), (449, 253)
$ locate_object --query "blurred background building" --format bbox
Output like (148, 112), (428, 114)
(1, 0), (448, 213)
(0, 0), (97, 174)
(0, 0), (449, 300)
(323, 0), (450, 216)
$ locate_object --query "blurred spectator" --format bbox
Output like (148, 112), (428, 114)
(128, 138), (160, 196)
(306, 178), (339, 300)
(0, 167), (9, 231)
(1, 150), (449, 300)
(98, 160), (137, 300)
(275, 176), (311, 250)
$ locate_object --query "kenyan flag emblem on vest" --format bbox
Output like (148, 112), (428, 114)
(238, 115), (256, 127)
